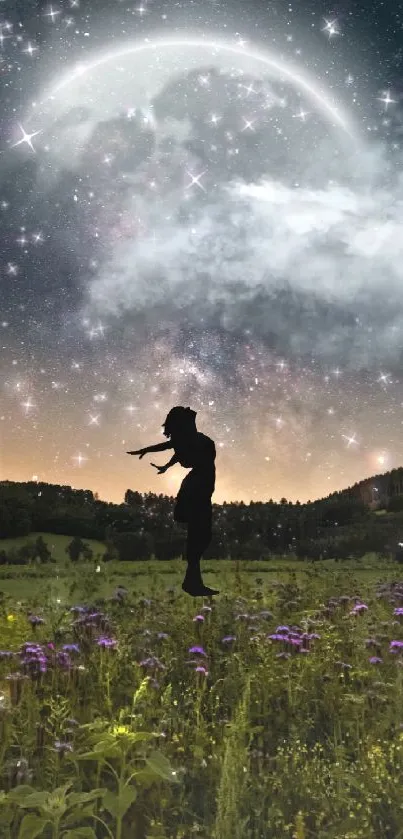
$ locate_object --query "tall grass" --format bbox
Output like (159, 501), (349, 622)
(0, 558), (403, 837)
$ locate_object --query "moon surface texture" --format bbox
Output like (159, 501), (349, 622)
(20, 36), (388, 375)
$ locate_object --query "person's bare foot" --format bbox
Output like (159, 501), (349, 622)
(182, 582), (219, 596)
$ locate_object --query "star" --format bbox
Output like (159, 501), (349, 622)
(11, 123), (42, 152)
(185, 170), (207, 192)
(241, 117), (256, 131)
(23, 41), (38, 56)
(44, 5), (61, 22)
(72, 452), (87, 466)
(322, 18), (339, 38)
(342, 433), (358, 447)
(293, 108), (309, 121)
(240, 82), (258, 97)
(378, 90), (396, 109)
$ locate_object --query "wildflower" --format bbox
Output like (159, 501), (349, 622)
(111, 724), (131, 736)
(56, 651), (72, 669)
(97, 637), (117, 649)
(6, 614), (16, 623)
(193, 615), (205, 623)
(189, 645), (207, 656)
(350, 603), (368, 615)
(20, 645), (48, 677)
(27, 615), (45, 627)
(138, 656), (166, 671)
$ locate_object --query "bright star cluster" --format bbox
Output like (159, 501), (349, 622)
(1, 0), (403, 506)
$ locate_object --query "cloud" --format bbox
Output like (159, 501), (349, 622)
(81, 140), (403, 371)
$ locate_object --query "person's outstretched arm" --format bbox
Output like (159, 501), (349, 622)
(163, 453), (180, 470)
(146, 441), (173, 453)
(127, 441), (172, 456)
(151, 452), (180, 474)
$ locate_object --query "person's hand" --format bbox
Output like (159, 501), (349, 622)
(150, 462), (167, 474)
(127, 449), (146, 458)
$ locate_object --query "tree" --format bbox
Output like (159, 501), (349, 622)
(32, 535), (52, 564)
(66, 536), (86, 562)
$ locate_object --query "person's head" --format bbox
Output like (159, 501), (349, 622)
(162, 406), (197, 438)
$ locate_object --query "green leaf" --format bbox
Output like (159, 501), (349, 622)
(18, 814), (50, 839)
(66, 789), (107, 808)
(62, 805), (97, 826)
(18, 783), (71, 816)
(62, 829), (97, 839)
(144, 751), (180, 783)
(74, 751), (104, 761)
(76, 742), (120, 760)
(17, 792), (50, 810)
(94, 737), (115, 751)
(6, 786), (37, 803)
(129, 768), (159, 790)
(102, 785), (137, 820)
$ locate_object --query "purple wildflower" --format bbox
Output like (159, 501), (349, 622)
(138, 656), (166, 671)
(56, 651), (72, 669)
(97, 637), (117, 649)
(28, 615), (45, 627)
(350, 603), (368, 615)
(189, 645), (207, 656)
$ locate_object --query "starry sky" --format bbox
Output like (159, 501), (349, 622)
(1, 0), (403, 506)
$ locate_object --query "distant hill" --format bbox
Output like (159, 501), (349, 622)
(320, 466), (403, 511)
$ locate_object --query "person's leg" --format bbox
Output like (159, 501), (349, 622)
(185, 521), (211, 585)
(182, 514), (219, 595)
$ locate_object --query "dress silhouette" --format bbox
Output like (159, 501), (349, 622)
(127, 406), (219, 596)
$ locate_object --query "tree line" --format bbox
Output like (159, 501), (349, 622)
(1, 478), (403, 563)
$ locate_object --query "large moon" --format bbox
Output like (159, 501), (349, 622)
(28, 35), (359, 175)
(13, 35), (379, 371)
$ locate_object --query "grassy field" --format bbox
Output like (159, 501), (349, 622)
(1, 533), (403, 838)
(0, 531), (398, 601)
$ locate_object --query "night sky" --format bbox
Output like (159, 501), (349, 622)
(1, 0), (403, 506)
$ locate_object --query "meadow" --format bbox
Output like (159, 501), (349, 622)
(1, 533), (403, 838)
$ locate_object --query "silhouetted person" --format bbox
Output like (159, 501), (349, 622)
(127, 406), (219, 596)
